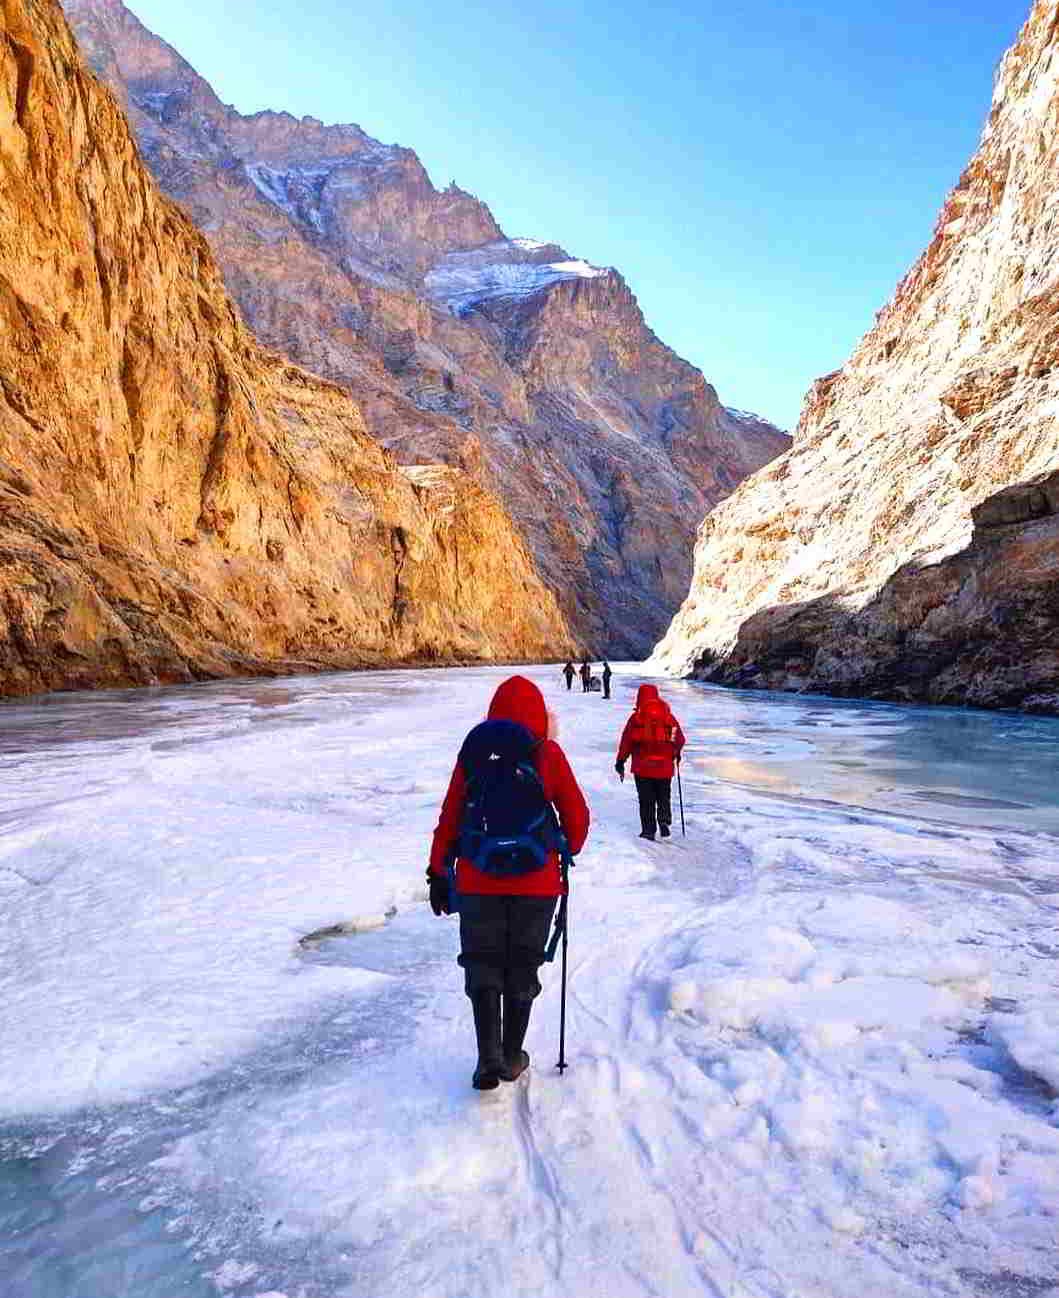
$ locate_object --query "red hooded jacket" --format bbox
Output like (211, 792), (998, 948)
(430, 676), (590, 897)
(616, 684), (686, 780)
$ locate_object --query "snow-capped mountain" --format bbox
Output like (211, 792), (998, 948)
(63, 0), (788, 655)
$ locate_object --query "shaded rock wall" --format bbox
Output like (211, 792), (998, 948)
(0, 0), (574, 697)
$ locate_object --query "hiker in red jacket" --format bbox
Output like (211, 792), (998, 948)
(429, 676), (590, 1090)
(615, 683), (686, 841)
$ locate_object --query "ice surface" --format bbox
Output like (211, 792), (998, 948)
(660, 678), (1059, 834)
(1, 666), (1058, 1296)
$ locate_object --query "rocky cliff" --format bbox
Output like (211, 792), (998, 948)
(61, 0), (789, 656)
(654, 0), (1059, 713)
(0, 0), (575, 697)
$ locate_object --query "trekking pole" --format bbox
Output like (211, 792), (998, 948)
(677, 765), (686, 837)
(557, 900), (569, 1074)
(554, 850), (571, 1074)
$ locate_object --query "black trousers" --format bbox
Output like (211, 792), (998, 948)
(565, 675), (574, 690)
(635, 775), (672, 835)
(458, 894), (558, 999)
(602, 677), (611, 698)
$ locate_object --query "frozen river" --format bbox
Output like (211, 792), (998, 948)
(1, 666), (1057, 1297)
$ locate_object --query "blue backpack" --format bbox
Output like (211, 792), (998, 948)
(456, 719), (559, 878)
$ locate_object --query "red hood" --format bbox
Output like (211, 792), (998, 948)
(488, 675), (548, 740)
(635, 683), (674, 719)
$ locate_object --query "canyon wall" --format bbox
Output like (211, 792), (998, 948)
(0, 0), (574, 697)
(654, 0), (1059, 713)
(62, 0), (789, 656)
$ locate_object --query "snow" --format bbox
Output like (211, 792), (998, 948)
(724, 406), (772, 425)
(550, 258), (604, 277)
(246, 162), (337, 230)
(425, 240), (609, 312)
(1, 667), (1058, 1296)
(134, 90), (180, 115)
(245, 150), (399, 232)
(995, 1006), (1059, 1094)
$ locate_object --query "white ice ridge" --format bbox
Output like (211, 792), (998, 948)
(425, 238), (609, 311)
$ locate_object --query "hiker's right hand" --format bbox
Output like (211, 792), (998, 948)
(614, 760), (625, 783)
(428, 874), (451, 917)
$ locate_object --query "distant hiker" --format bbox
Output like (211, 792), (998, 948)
(429, 676), (590, 1090)
(601, 661), (613, 699)
(580, 659), (592, 693)
(614, 684), (685, 841)
(563, 661), (576, 691)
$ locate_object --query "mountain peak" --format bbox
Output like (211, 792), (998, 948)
(59, 0), (787, 654)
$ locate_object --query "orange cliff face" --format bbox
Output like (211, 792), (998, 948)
(60, 0), (789, 657)
(653, 0), (1059, 714)
(0, 0), (576, 697)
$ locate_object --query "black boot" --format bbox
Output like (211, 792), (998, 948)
(471, 990), (503, 1090)
(500, 997), (533, 1082)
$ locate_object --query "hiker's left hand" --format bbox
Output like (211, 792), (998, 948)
(614, 761), (625, 783)
(428, 874), (451, 916)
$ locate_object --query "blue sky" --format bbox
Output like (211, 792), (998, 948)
(124, 0), (1028, 429)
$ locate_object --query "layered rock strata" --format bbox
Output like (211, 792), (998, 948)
(62, 0), (789, 656)
(0, 0), (574, 697)
(654, 0), (1059, 713)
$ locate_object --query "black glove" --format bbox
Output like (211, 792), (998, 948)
(428, 872), (451, 917)
(615, 760), (625, 783)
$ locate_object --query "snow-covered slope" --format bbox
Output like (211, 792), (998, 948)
(425, 239), (609, 313)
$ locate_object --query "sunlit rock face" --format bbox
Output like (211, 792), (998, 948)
(0, 0), (577, 697)
(654, 0), (1059, 713)
(62, 0), (789, 656)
